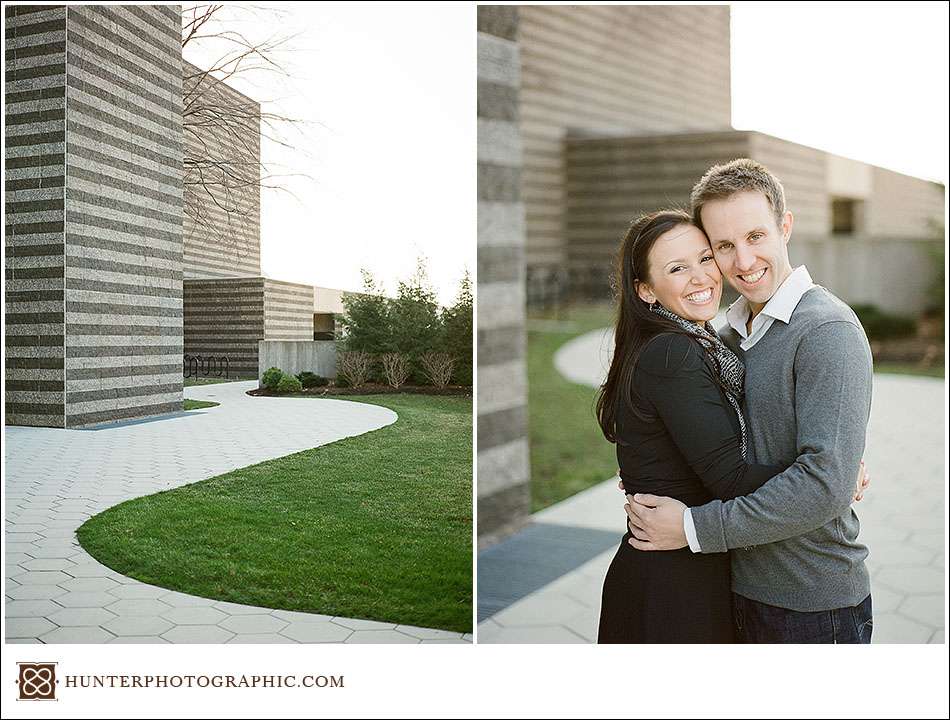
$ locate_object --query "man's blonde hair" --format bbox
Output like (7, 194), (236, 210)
(690, 158), (787, 233)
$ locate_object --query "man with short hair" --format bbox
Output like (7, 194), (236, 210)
(626, 158), (874, 643)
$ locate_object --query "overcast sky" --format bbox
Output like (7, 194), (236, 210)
(731, 1), (948, 185)
(184, 2), (947, 303)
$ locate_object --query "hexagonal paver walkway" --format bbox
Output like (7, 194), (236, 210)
(478, 328), (945, 644)
(6, 381), (470, 644)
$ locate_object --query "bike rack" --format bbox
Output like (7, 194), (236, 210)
(183, 354), (229, 379)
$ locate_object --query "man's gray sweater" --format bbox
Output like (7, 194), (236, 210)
(691, 286), (873, 612)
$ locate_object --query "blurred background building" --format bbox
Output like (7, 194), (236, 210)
(477, 4), (945, 541)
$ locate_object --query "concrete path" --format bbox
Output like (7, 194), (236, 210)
(5, 381), (470, 644)
(479, 329), (945, 643)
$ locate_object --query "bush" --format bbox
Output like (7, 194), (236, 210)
(420, 352), (455, 389)
(262, 366), (284, 390)
(852, 304), (917, 340)
(338, 270), (392, 362)
(442, 270), (472, 385)
(390, 259), (443, 383)
(296, 371), (330, 388)
(338, 351), (373, 388)
(337, 261), (473, 386)
(275, 373), (303, 394)
(380, 353), (410, 388)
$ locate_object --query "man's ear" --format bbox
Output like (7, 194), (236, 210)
(781, 210), (794, 243)
(636, 280), (656, 305)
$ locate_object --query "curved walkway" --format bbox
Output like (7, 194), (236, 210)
(5, 382), (470, 644)
(479, 328), (944, 643)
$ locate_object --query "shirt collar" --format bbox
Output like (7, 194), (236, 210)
(725, 265), (815, 334)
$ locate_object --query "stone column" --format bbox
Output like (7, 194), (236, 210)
(5, 5), (184, 427)
(477, 7), (531, 542)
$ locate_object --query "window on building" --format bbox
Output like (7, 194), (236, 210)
(831, 198), (861, 235)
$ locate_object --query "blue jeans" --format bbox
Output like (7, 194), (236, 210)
(733, 593), (873, 644)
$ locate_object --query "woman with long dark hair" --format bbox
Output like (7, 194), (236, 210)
(595, 209), (788, 643)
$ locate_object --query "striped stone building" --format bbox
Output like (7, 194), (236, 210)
(477, 7), (530, 541)
(180, 60), (315, 378)
(5, 5), (332, 427)
(5, 5), (184, 428)
(518, 5), (732, 306)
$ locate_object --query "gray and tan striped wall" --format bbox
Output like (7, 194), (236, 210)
(518, 5), (732, 282)
(5, 5), (68, 428)
(565, 130), (752, 297)
(184, 277), (264, 378)
(183, 277), (314, 378)
(263, 279), (313, 341)
(5, 4), (184, 428)
(477, 6), (531, 542)
(182, 59), (261, 279)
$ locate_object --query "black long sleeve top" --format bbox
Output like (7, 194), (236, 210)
(617, 332), (784, 507)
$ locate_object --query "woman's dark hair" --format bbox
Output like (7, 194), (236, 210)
(595, 209), (711, 443)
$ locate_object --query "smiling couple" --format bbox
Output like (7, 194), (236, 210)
(596, 158), (874, 644)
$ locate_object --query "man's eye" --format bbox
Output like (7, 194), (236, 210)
(717, 243), (733, 251)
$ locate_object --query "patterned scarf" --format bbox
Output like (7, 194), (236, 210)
(651, 303), (748, 458)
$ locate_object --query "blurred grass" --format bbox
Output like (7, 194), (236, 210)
(527, 303), (618, 511)
(873, 362), (945, 379)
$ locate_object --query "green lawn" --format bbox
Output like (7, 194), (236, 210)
(77, 394), (473, 633)
(184, 376), (252, 387)
(873, 362), (945, 379)
(528, 303), (619, 511)
(183, 399), (219, 411)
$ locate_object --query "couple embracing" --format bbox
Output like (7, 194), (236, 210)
(597, 159), (874, 644)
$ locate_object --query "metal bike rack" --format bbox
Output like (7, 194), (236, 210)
(183, 354), (229, 379)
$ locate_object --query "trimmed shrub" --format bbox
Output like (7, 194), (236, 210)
(853, 304), (916, 340)
(420, 352), (455, 389)
(276, 373), (303, 394)
(296, 371), (330, 388)
(262, 366), (284, 390)
(381, 353), (410, 389)
(338, 351), (373, 388)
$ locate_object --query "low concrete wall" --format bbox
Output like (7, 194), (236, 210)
(258, 341), (337, 383)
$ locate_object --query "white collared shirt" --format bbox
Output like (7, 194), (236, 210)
(683, 266), (816, 552)
(724, 265), (817, 351)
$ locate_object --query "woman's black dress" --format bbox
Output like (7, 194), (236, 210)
(598, 332), (783, 644)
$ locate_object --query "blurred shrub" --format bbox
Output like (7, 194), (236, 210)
(852, 304), (916, 340)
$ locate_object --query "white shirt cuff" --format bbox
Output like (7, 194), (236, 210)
(683, 508), (701, 553)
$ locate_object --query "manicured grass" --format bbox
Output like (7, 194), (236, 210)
(184, 376), (251, 387)
(183, 399), (219, 411)
(77, 394), (473, 633)
(873, 362), (945, 379)
(527, 303), (619, 511)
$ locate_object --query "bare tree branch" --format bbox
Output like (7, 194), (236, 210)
(180, 3), (312, 250)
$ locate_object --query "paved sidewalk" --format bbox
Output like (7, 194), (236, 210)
(5, 381), (470, 644)
(479, 329), (945, 644)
